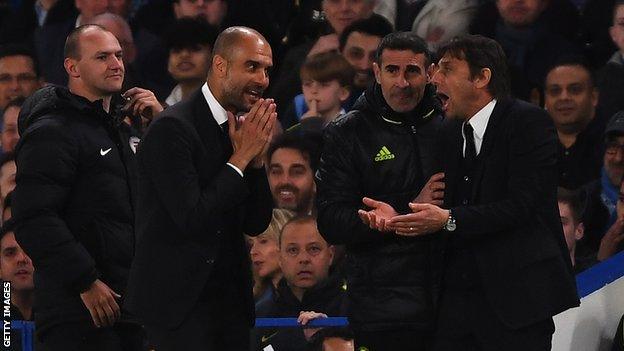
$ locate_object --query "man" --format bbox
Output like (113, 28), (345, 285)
(598, 0), (624, 119)
(544, 57), (604, 189)
(315, 32), (444, 350)
(1, 98), (22, 153)
(125, 26), (275, 351)
(267, 132), (319, 215)
(557, 187), (595, 273)
(254, 215), (344, 351)
(164, 17), (218, 106)
(0, 46), (42, 112)
(0, 152), (15, 207)
(11, 25), (162, 350)
(387, 35), (579, 350)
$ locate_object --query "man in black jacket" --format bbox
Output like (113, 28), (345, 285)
(11, 25), (162, 350)
(389, 34), (579, 350)
(125, 27), (275, 351)
(315, 32), (444, 350)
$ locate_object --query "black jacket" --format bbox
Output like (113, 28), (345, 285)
(11, 86), (138, 334)
(315, 83), (444, 332)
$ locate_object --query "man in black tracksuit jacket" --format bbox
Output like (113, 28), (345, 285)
(315, 32), (444, 350)
(10, 26), (161, 350)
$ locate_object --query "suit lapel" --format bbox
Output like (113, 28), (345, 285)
(189, 89), (232, 160)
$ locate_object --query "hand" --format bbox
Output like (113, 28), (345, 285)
(228, 98), (276, 171)
(357, 197), (398, 232)
(413, 172), (445, 206)
(301, 99), (319, 120)
(388, 203), (448, 236)
(598, 218), (624, 261)
(298, 311), (327, 341)
(307, 34), (339, 57)
(122, 87), (164, 121)
(79, 279), (121, 328)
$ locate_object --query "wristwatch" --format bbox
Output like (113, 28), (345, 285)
(444, 209), (456, 232)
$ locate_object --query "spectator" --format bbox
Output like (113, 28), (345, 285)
(316, 32), (444, 351)
(410, 0), (479, 51)
(597, 0), (624, 119)
(163, 17), (218, 106)
(0, 46), (42, 113)
(247, 208), (296, 303)
(281, 52), (354, 130)
(253, 215), (345, 351)
(557, 187), (597, 273)
(268, 133), (320, 216)
(544, 56), (604, 189)
(595, 177), (624, 262)
(11, 25), (161, 350)
(1, 98), (23, 154)
(0, 152), (15, 207)
(308, 327), (355, 351)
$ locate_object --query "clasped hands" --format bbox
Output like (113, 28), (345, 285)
(357, 172), (449, 236)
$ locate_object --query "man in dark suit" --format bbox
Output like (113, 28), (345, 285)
(125, 27), (276, 351)
(387, 35), (580, 350)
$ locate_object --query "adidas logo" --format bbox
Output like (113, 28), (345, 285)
(374, 146), (395, 162)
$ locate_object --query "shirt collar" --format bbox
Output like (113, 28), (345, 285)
(201, 82), (228, 126)
(466, 99), (497, 141)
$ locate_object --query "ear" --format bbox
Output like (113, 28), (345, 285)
(575, 222), (585, 241)
(338, 86), (350, 102)
(426, 63), (436, 82)
(64, 57), (80, 78)
(473, 67), (491, 90)
(212, 54), (227, 78)
(328, 245), (335, 265)
(373, 62), (381, 84)
(591, 88), (599, 108)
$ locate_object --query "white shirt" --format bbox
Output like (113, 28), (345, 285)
(463, 99), (496, 156)
(201, 82), (243, 177)
(165, 84), (183, 106)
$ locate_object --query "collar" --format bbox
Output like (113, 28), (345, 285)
(201, 82), (228, 126)
(466, 99), (497, 141)
(165, 84), (183, 106)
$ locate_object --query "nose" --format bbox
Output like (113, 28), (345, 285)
(338, 0), (349, 11)
(256, 69), (269, 89)
(16, 251), (30, 265)
(250, 243), (258, 256)
(110, 55), (123, 70)
(395, 73), (409, 88)
(431, 69), (441, 86)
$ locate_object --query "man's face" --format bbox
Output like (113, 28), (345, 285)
(0, 160), (16, 203)
(75, 0), (109, 20)
(70, 30), (124, 97)
(269, 148), (315, 214)
(610, 5), (624, 53)
(496, 0), (547, 27)
(341, 31), (381, 89)
(168, 45), (211, 83)
(204, 0), (227, 27)
(0, 232), (34, 292)
(219, 36), (272, 112)
(322, 0), (375, 35)
(1, 106), (20, 153)
(279, 221), (334, 291)
(618, 181), (624, 219)
(173, 0), (205, 19)
(544, 65), (597, 132)
(373, 50), (429, 113)
(558, 201), (583, 253)
(605, 136), (624, 187)
(0, 55), (40, 110)
(432, 53), (480, 120)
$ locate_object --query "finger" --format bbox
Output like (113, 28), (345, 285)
(258, 103), (276, 132)
(432, 200), (444, 206)
(431, 190), (444, 199)
(308, 99), (318, 115)
(86, 305), (101, 328)
(93, 305), (106, 328)
(362, 197), (381, 209)
(122, 87), (143, 98)
(101, 301), (116, 326)
(358, 210), (370, 225)
(368, 213), (377, 229)
(246, 98), (264, 124)
(409, 202), (429, 212)
(252, 99), (271, 127)
(430, 182), (446, 191)
(430, 172), (445, 181)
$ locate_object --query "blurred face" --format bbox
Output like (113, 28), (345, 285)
(174, 0), (205, 19)
(108, 0), (130, 18)
(432, 53), (482, 120)
(75, 0), (109, 21)
(204, 0), (227, 26)
(92, 18), (136, 64)
(558, 201), (583, 253)
(605, 136), (624, 187)
(301, 79), (349, 118)
(66, 29), (124, 99)
(0, 160), (16, 203)
(0, 55), (40, 110)
(279, 221), (334, 293)
(341, 31), (381, 89)
(323, 337), (355, 351)
(0, 233), (34, 292)
(610, 5), (624, 52)
(269, 148), (315, 214)
(168, 45), (211, 83)
(1, 106), (19, 153)
(218, 35), (272, 112)
(322, 0), (375, 35)
(373, 50), (429, 113)
(544, 65), (597, 133)
(248, 233), (280, 280)
(496, 0), (547, 27)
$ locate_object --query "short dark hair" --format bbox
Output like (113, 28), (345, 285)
(545, 55), (595, 88)
(64, 24), (108, 60)
(0, 152), (15, 169)
(308, 327), (354, 351)
(557, 187), (585, 224)
(437, 35), (511, 99)
(267, 132), (321, 173)
(164, 17), (219, 52)
(4, 97), (25, 111)
(375, 31), (432, 67)
(339, 14), (393, 52)
(0, 44), (41, 78)
(300, 51), (355, 88)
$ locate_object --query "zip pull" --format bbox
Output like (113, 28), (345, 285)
(411, 125), (417, 134)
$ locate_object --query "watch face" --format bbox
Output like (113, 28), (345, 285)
(446, 222), (457, 231)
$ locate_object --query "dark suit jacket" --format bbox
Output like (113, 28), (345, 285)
(124, 89), (273, 329)
(440, 98), (580, 329)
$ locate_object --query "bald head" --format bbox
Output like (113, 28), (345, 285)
(211, 26), (269, 68)
(64, 24), (110, 60)
(88, 13), (135, 63)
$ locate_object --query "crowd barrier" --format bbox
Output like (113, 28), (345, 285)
(9, 252), (624, 351)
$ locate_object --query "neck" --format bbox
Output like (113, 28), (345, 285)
(180, 79), (204, 99)
(557, 130), (579, 149)
(69, 82), (113, 112)
(271, 273), (283, 289)
(569, 247), (576, 267)
(12, 290), (34, 320)
(464, 95), (493, 122)
(39, 0), (58, 10)
(290, 285), (305, 301)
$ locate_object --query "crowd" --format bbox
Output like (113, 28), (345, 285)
(0, 0), (623, 350)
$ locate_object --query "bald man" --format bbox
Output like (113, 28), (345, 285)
(125, 26), (276, 351)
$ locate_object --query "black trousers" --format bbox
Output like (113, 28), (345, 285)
(40, 321), (145, 351)
(354, 329), (432, 351)
(432, 286), (554, 351)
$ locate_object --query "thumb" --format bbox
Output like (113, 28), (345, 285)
(409, 202), (429, 212)
(110, 288), (121, 298)
(227, 112), (236, 136)
(308, 99), (318, 115)
(362, 197), (381, 209)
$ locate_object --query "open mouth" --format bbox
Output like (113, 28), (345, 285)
(245, 88), (262, 100)
(437, 92), (449, 111)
